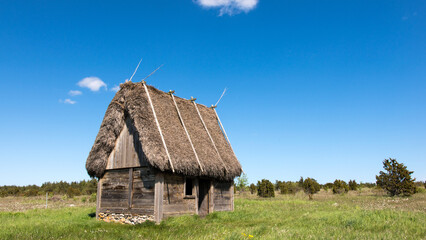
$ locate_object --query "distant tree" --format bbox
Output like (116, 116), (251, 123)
(302, 178), (321, 200)
(257, 179), (275, 198)
(66, 187), (81, 198)
(348, 180), (358, 191)
(24, 187), (39, 197)
(298, 177), (304, 188)
(323, 183), (333, 191)
(376, 158), (416, 196)
(359, 182), (376, 188)
(249, 183), (257, 194)
(332, 180), (349, 194)
(275, 180), (282, 191)
(235, 173), (248, 192)
(279, 182), (289, 194)
(288, 182), (302, 194)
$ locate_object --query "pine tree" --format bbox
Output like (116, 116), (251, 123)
(249, 183), (256, 194)
(376, 158), (416, 196)
(257, 179), (275, 198)
(302, 178), (320, 200)
(332, 180), (349, 194)
(348, 180), (357, 191)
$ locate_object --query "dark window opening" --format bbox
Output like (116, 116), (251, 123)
(185, 178), (193, 196)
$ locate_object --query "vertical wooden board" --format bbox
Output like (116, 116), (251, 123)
(154, 173), (164, 223)
(231, 182), (234, 211)
(128, 168), (133, 209)
(96, 178), (102, 219)
(194, 178), (199, 215)
(209, 181), (214, 214)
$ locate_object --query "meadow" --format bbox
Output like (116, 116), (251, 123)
(1, 189), (425, 240)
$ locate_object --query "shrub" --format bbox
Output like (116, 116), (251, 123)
(89, 193), (97, 202)
(23, 188), (39, 197)
(376, 158), (416, 196)
(289, 182), (302, 194)
(323, 183), (333, 191)
(249, 183), (256, 194)
(302, 178), (320, 200)
(66, 187), (81, 198)
(275, 181), (282, 191)
(298, 177), (304, 187)
(348, 180), (357, 191)
(257, 179), (275, 198)
(416, 187), (426, 193)
(81, 196), (87, 203)
(279, 182), (289, 194)
(359, 182), (376, 188)
(332, 180), (349, 194)
(235, 173), (248, 192)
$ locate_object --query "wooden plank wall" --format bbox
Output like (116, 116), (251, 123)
(132, 167), (155, 214)
(99, 167), (155, 215)
(162, 174), (197, 219)
(106, 118), (148, 170)
(154, 173), (164, 223)
(213, 181), (233, 212)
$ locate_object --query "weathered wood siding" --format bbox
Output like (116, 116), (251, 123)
(213, 181), (233, 212)
(106, 118), (148, 170)
(162, 174), (197, 218)
(99, 167), (155, 215)
(132, 167), (155, 213)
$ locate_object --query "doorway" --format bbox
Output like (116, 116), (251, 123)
(198, 179), (210, 216)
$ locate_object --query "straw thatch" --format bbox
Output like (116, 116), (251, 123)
(86, 81), (242, 181)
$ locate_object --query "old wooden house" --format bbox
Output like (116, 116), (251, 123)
(86, 81), (242, 223)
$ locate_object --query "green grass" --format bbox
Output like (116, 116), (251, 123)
(1, 192), (425, 239)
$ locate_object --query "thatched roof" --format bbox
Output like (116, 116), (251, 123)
(86, 81), (242, 181)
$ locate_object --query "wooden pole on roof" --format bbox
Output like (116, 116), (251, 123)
(214, 88), (227, 107)
(129, 58), (143, 82)
(211, 105), (231, 145)
(142, 81), (175, 173)
(141, 64), (163, 82)
(211, 106), (242, 171)
(192, 97), (228, 173)
(212, 89), (244, 174)
(169, 91), (204, 173)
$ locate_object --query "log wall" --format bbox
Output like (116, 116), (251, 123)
(162, 173), (197, 219)
(97, 170), (235, 221)
(213, 181), (233, 212)
(98, 167), (155, 215)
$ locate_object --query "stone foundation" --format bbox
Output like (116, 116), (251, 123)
(98, 212), (154, 225)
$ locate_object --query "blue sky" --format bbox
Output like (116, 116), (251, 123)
(0, 0), (425, 186)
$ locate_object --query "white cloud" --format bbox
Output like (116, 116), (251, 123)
(68, 90), (82, 96)
(78, 77), (107, 91)
(111, 85), (120, 92)
(196, 0), (258, 15)
(64, 99), (76, 104)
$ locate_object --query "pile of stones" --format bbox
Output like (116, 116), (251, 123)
(98, 212), (154, 225)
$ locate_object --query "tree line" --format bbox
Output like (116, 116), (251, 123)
(236, 158), (423, 199)
(0, 179), (97, 198)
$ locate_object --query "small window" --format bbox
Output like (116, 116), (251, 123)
(185, 178), (193, 196)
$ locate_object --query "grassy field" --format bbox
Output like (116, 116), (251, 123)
(1, 189), (425, 240)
